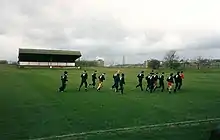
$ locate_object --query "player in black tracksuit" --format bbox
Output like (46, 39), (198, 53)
(112, 72), (120, 91)
(114, 73), (120, 92)
(58, 71), (68, 92)
(119, 73), (125, 94)
(89, 70), (97, 88)
(145, 73), (151, 91)
(149, 72), (155, 93)
(136, 71), (144, 91)
(158, 72), (165, 92)
(78, 70), (88, 91)
(174, 72), (181, 93)
(153, 72), (159, 91)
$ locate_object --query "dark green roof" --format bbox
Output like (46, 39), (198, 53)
(19, 48), (81, 56)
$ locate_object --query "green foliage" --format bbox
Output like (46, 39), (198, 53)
(75, 60), (98, 67)
(147, 59), (160, 69)
(172, 60), (181, 70)
(0, 60), (8, 64)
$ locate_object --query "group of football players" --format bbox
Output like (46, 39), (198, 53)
(58, 69), (184, 94)
(135, 70), (184, 93)
(78, 70), (107, 92)
(58, 70), (107, 93)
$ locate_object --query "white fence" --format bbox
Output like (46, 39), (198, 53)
(19, 62), (75, 67)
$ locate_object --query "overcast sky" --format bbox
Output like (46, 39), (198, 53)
(0, 0), (220, 64)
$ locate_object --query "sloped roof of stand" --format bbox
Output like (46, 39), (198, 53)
(19, 48), (81, 56)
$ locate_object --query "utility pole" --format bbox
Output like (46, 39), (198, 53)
(122, 55), (125, 66)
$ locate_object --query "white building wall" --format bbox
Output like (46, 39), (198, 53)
(19, 61), (75, 67)
(57, 62), (66, 66)
(66, 63), (75, 66)
(19, 62), (29, 65)
(29, 62), (39, 65)
(39, 62), (49, 66)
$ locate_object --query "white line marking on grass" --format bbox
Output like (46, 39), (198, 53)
(29, 117), (220, 140)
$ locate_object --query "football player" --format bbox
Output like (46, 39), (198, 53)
(97, 73), (106, 91)
(136, 71), (144, 91)
(78, 70), (88, 91)
(58, 71), (68, 92)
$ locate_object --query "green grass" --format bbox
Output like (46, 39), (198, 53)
(0, 65), (220, 140)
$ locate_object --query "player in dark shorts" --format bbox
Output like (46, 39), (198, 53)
(149, 72), (155, 93)
(119, 73), (125, 94)
(58, 71), (68, 92)
(136, 71), (144, 91)
(174, 71), (181, 93)
(145, 73), (151, 91)
(158, 72), (165, 92)
(89, 70), (97, 88)
(78, 70), (88, 91)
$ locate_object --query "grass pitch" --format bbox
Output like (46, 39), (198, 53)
(0, 65), (220, 140)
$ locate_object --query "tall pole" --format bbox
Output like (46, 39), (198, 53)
(122, 55), (125, 66)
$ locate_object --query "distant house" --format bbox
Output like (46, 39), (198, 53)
(212, 59), (220, 63)
(211, 59), (220, 68)
(143, 60), (150, 68)
(96, 59), (104, 67)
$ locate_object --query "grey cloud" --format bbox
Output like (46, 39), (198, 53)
(196, 36), (220, 50)
(18, 0), (53, 17)
(23, 28), (70, 47)
(70, 18), (128, 42)
(22, 13), (129, 57)
(1, 0), (220, 64)
(143, 30), (165, 45)
(184, 33), (220, 50)
(0, 29), (6, 35)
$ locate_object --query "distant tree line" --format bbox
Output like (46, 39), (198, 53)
(75, 60), (99, 67)
(0, 60), (17, 65)
(147, 59), (160, 69)
(147, 50), (220, 70)
(0, 60), (8, 64)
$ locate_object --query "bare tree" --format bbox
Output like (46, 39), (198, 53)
(164, 50), (180, 69)
(195, 56), (203, 69)
(180, 58), (190, 68)
(195, 56), (211, 69)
